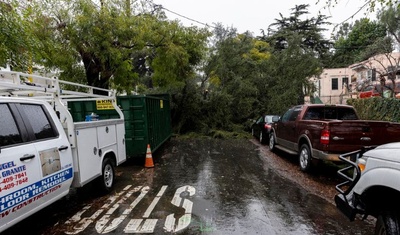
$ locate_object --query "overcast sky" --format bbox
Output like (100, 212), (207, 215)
(154, 0), (376, 38)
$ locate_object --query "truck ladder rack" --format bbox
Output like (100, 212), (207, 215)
(0, 71), (115, 100)
(0, 71), (124, 148)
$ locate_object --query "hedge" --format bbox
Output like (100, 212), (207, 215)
(347, 97), (400, 123)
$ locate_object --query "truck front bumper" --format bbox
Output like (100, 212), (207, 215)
(334, 194), (357, 221)
(334, 148), (372, 222)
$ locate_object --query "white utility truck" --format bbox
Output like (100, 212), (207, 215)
(0, 71), (126, 232)
(335, 143), (400, 235)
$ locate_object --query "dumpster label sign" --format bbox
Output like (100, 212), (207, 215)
(96, 100), (114, 110)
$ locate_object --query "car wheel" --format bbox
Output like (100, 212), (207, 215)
(99, 158), (115, 193)
(299, 144), (312, 172)
(375, 211), (400, 235)
(269, 133), (276, 151)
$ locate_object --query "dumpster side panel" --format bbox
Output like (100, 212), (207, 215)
(68, 101), (87, 122)
(67, 100), (118, 121)
(146, 95), (172, 153)
(120, 96), (148, 157)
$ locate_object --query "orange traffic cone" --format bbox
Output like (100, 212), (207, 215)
(145, 144), (154, 168)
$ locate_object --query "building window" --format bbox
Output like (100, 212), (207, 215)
(342, 77), (349, 88)
(371, 69), (376, 81)
(332, 78), (338, 90)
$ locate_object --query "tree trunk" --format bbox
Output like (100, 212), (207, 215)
(81, 50), (110, 95)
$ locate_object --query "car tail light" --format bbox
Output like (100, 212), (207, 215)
(264, 124), (271, 130)
(320, 129), (330, 145)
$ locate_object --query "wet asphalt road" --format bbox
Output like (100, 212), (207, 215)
(3, 138), (375, 235)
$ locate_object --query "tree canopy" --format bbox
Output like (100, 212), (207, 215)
(3, 0), (210, 94)
(0, 1), (39, 70)
(329, 18), (387, 67)
(261, 4), (332, 62)
(1, 0), (398, 136)
(257, 4), (325, 110)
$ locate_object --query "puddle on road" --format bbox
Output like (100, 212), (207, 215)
(2, 139), (374, 235)
(161, 139), (375, 235)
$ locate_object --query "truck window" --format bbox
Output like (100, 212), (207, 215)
(20, 104), (58, 140)
(337, 108), (358, 120)
(324, 107), (358, 120)
(304, 107), (358, 120)
(303, 108), (322, 120)
(0, 104), (23, 147)
(282, 107), (302, 122)
(281, 109), (293, 122)
(289, 107), (302, 121)
(324, 108), (337, 119)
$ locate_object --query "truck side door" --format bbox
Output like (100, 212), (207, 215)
(275, 108), (293, 148)
(0, 103), (40, 232)
(285, 106), (303, 149)
(276, 106), (302, 150)
(0, 101), (73, 232)
(18, 103), (73, 206)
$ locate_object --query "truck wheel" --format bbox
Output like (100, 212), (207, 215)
(375, 211), (400, 235)
(100, 158), (115, 192)
(269, 133), (276, 152)
(299, 144), (312, 172)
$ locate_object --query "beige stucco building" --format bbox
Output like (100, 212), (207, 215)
(309, 52), (400, 104)
(309, 68), (355, 104)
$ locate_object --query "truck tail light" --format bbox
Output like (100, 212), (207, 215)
(320, 130), (330, 145)
(264, 124), (271, 130)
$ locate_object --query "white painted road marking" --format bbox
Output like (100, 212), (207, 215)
(164, 185), (196, 233)
(102, 186), (150, 233)
(124, 219), (158, 233)
(64, 185), (195, 234)
(123, 185), (168, 233)
(95, 186), (143, 234)
(143, 185), (167, 218)
(65, 185), (132, 234)
(64, 204), (92, 224)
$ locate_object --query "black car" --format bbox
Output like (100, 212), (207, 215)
(251, 115), (279, 144)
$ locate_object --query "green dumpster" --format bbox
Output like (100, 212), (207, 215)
(68, 94), (172, 158)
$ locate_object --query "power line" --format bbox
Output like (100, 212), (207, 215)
(332, 0), (372, 32)
(157, 5), (217, 29)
